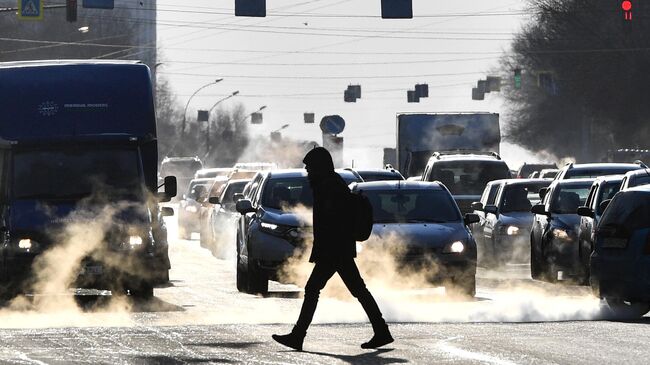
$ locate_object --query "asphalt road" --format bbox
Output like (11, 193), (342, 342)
(0, 216), (648, 365)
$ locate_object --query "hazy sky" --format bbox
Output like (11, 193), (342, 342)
(157, 0), (537, 168)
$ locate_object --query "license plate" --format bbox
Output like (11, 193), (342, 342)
(602, 237), (627, 248)
(83, 265), (103, 275)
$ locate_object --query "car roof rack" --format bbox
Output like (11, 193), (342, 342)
(431, 150), (501, 160)
(634, 160), (648, 168)
(384, 164), (396, 172)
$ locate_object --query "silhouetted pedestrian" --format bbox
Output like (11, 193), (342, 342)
(272, 147), (393, 351)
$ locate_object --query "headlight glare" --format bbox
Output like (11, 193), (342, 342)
(506, 226), (520, 235)
(185, 206), (198, 213)
(553, 228), (571, 241)
(261, 222), (279, 231)
(128, 235), (143, 246)
(18, 238), (32, 249)
(443, 240), (465, 254)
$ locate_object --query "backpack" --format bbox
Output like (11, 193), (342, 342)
(350, 191), (374, 242)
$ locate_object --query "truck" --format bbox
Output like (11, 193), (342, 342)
(0, 60), (177, 300)
(394, 113), (500, 178)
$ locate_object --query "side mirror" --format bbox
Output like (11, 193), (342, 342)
(539, 187), (549, 200)
(233, 193), (244, 202)
(531, 204), (549, 216)
(235, 199), (255, 214)
(599, 199), (611, 214)
(209, 196), (220, 204)
(464, 213), (480, 225)
(577, 206), (594, 218)
(161, 207), (174, 217)
(484, 205), (499, 215)
(471, 201), (484, 211)
(157, 176), (177, 202)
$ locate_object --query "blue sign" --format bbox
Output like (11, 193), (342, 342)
(18, 0), (43, 20)
(83, 0), (114, 9)
(320, 115), (345, 135)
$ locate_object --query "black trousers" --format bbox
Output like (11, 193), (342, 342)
(294, 258), (387, 335)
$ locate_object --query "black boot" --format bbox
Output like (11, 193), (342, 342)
(361, 326), (394, 349)
(272, 329), (305, 351)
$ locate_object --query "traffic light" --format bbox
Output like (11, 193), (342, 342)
(251, 112), (263, 124)
(235, 0), (266, 17)
(472, 87), (484, 100)
(514, 68), (522, 89)
(486, 76), (501, 92)
(477, 80), (487, 94)
(344, 85), (360, 102)
(415, 83), (428, 98)
(197, 110), (209, 122)
(381, 0), (413, 19)
(304, 113), (315, 124)
(407, 90), (419, 103)
(66, 0), (77, 22)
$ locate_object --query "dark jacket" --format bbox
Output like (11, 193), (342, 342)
(303, 148), (356, 263)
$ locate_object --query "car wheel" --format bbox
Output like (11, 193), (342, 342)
(446, 270), (476, 298)
(530, 234), (542, 280)
(246, 259), (268, 295)
(605, 298), (650, 318)
(128, 283), (154, 299)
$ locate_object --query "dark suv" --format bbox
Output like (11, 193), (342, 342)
(421, 151), (511, 213)
(530, 178), (594, 283)
(234, 169), (360, 294)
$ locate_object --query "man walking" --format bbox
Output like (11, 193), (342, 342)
(272, 147), (393, 351)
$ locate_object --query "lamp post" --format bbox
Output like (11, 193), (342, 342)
(205, 90), (240, 156)
(181, 78), (223, 138)
(271, 124), (289, 142)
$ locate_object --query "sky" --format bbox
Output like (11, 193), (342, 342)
(156, 0), (541, 169)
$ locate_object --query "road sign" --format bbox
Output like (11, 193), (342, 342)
(18, 0), (43, 20)
(82, 0), (114, 9)
(197, 110), (209, 122)
(320, 115), (345, 135)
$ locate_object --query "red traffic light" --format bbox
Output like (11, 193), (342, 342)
(622, 1), (632, 11)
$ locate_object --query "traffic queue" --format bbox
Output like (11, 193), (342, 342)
(178, 150), (650, 318)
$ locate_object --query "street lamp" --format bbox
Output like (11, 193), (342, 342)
(272, 124), (290, 133)
(205, 90), (240, 156)
(181, 78), (223, 138)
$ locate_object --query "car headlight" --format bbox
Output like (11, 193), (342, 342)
(128, 235), (143, 246)
(17, 238), (40, 252)
(506, 226), (520, 235)
(185, 206), (198, 213)
(443, 240), (465, 254)
(552, 228), (572, 241)
(260, 222), (278, 231)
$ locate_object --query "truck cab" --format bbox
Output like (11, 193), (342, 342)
(0, 60), (176, 299)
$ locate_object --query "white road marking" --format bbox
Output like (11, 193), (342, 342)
(436, 338), (519, 365)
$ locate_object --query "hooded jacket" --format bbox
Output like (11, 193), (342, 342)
(303, 147), (356, 263)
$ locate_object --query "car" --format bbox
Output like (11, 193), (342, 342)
(234, 169), (361, 294)
(199, 176), (229, 248)
(208, 178), (251, 257)
(345, 167), (405, 182)
(471, 179), (551, 267)
(160, 156), (203, 198)
(178, 178), (214, 240)
(528, 171), (540, 179)
(420, 151), (511, 213)
(575, 175), (624, 284)
(619, 168), (650, 191)
(530, 178), (594, 283)
(351, 181), (479, 297)
(194, 167), (233, 179)
(516, 163), (557, 179)
(554, 162), (645, 180)
(233, 162), (277, 171)
(539, 168), (559, 179)
(590, 186), (650, 317)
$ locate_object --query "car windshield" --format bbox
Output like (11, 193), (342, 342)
(160, 160), (202, 178)
(428, 160), (511, 195)
(550, 184), (591, 214)
(596, 181), (621, 206)
(13, 149), (141, 200)
(221, 181), (249, 204)
(500, 182), (549, 213)
(599, 192), (650, 233)
(262, 177), (313, 209)
(364, 189), (461, 224)
(630, 173), (650, 188)
(566, 167), (640, 179)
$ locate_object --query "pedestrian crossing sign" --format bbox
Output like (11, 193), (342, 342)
(18, 0), (43, 20)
